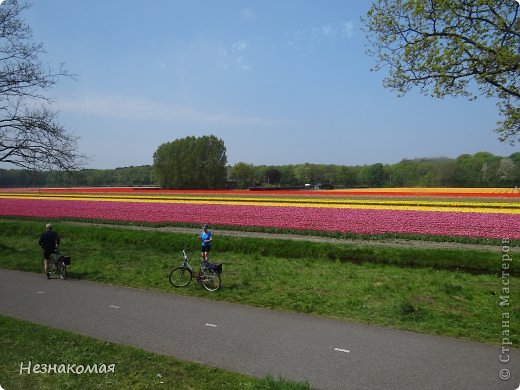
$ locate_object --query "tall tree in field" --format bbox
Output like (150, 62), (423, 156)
(230, 162), (255, 189)
(264, 168), (282, 185)
(363, 163), (387, 186)
(363, 0), (520, 144)
(153, 135), (227, 189)
(0, 0), (84, 170)
(293, 163), (313, 185)
(197, 135), (228, 189)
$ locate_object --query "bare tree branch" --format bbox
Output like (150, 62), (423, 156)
(0, 0), (85, 171)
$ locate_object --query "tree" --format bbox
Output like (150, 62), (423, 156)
(363, 163), (387, 186)
(264, 168), (282, 185)
(152, 135), (227, 189)
(0, 0), (84, 170)
(497, 157), (516, 185)
(230, 162), (255, 189)
(333, 166), (358, 187)
(363, 0), (520, 144)
(293, 163), (313, 185)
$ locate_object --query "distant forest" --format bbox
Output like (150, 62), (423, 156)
(0, 152), (519, 188)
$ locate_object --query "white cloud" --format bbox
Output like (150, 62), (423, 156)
(155, 59), (166, 69)
(57, 94), (274, 127)
(217, 46), (228, 69)
(218, 41), (251, 71)
(232, 41), (248, 52)
(283, 20), (355, 53)
(321, 25), (334, 37)
(218, 46), (228, 57)
(235, 56), (250, 71)
(240, 7), (255, 20)
(341, 21), (354, 38)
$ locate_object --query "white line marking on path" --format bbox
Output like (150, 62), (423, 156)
(109, 305), (120, 309)
(205, 323), (218, 328)
(334, 348), (350, 353)
(36, 291), (45, 294)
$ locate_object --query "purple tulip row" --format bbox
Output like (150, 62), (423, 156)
(0, 198), (518, 239)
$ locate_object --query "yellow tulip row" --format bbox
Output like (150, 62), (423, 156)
(1, 192), (518, 214)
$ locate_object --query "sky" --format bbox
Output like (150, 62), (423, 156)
(15, 0), (519, 169)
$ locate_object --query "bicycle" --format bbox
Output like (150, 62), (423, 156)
(169, 249), (221, 292)
(45, 248), (70, 280)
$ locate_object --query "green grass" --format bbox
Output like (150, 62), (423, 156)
(0, 315), (311, 389)
(1, 218), (515, 274)
(0, 219), (518, 345)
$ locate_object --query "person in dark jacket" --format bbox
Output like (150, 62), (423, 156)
(39, 223), (60, 279)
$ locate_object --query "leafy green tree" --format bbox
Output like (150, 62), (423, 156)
(508, 152), (520, 186)
(153, 135), (227, 189)
(333, 166), (358, 187)
(293, 163), (314, 185)
(387, 166), (407, 187)
(363, 0), (520, 144)
(432, 158), (459, 187)
(454, 154), (475, 186)
(264, 168), (282, 185)
(497, 158), (516, 185)
(277, 165), (297, 186)
(196, 135), (228, 189)
(230, 162), (255, 189)
(363, 163), (387, 187)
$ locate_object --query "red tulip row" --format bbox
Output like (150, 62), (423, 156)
(0, 198), (517, 239)
(13, 186), (519, 198)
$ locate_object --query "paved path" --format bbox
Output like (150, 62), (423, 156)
(0, 268), (518, 390)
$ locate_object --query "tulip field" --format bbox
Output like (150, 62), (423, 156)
(0, 187), (519, 240)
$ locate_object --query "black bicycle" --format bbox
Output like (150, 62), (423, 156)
(45, 248), (70, 280)
(169, 249), (222, 292)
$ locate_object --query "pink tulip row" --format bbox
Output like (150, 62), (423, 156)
(0, 198), (518, 239)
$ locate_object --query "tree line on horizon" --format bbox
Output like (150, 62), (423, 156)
(1, 151), (519, 189)
(1, 0), (517, 183)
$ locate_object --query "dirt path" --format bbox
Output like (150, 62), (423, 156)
(64, 221), (517, 253)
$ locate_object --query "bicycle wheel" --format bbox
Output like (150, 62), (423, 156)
(46, 258), (57, 278)
(44, 255), (57, 277)
(201, 268), (221, 292)
(57, 263), (66, 280)
(169, 266), (192, 287)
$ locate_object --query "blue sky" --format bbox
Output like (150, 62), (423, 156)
(21, 0), (518, 169)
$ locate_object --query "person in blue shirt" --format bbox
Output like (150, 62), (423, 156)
(200, 224), (212, 262)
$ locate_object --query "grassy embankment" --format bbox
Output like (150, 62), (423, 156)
(0, 219), (517, 346)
